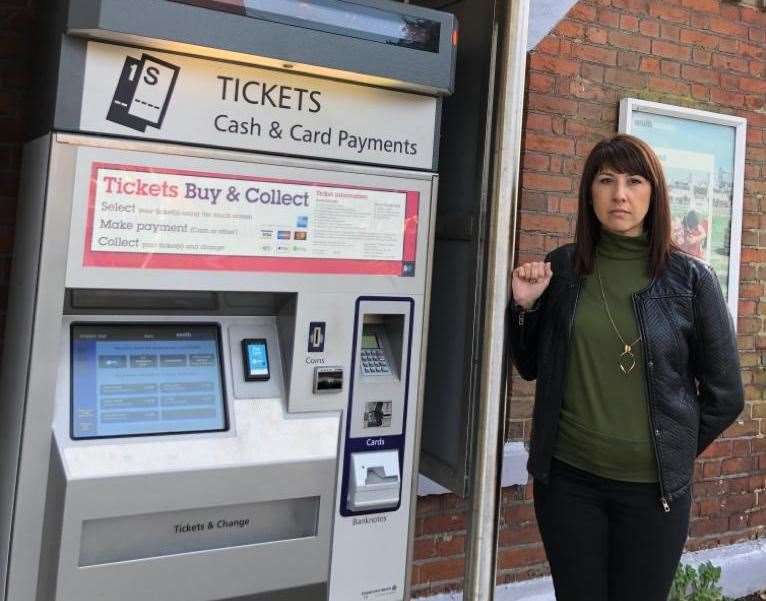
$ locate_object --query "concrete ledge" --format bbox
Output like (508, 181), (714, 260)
(682, 539), (766, 599)
(419, 540), (766, 601)
(418, 441), (528, 496)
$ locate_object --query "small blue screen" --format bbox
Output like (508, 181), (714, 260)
(71, 324), (227, 439)
(245, 341), (269, 378)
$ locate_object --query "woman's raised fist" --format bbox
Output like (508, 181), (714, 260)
(512, 261), (553, 310)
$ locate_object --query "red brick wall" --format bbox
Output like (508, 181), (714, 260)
(0, 0), (40, 346)
(412, 0), (766, 596)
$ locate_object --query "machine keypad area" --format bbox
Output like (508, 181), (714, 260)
(361, 349), (390, 376)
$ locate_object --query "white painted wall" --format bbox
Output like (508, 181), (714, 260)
(527, 0), (581, 50)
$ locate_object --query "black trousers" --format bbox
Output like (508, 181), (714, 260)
(533, 458), (691, 601)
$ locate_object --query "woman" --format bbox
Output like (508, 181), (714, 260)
(508, 134), (743, 601)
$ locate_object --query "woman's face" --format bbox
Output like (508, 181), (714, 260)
(590, 167), (652, 237)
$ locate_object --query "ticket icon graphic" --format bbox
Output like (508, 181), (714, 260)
(107, 53), (180, 133)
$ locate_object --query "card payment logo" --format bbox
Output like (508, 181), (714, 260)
(107, 53), (180, 132)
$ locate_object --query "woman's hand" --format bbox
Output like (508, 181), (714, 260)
(512, 261), (553, 310)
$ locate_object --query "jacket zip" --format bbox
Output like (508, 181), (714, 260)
(568, 279), (583, 346)
(632, 293), (671, 513)
(535, 274), (666, 505)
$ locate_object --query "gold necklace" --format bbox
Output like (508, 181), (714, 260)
(595, 259), (641, 375)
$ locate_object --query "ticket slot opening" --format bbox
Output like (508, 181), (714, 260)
(65, 289), (295, 316)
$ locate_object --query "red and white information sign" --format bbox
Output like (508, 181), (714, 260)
(84, 163), (419, 276)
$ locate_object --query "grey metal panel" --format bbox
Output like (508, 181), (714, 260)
(50, 313), (339, 600)
(4, 129), (438, 600)
(2, 139), (77, 601)
(404, 174), (438, 601)
(78, 497), (320, 565)
(419, 0), (497, 497)
(50, 37), (87, 137)
(0, 136), (52, 599)
(276, 297), (297, 403)
(464, 0), (530, 594)
(55, 463), (334, 600)
(420, 239), (476, 489)
(52, 315), (339, 464)
(226, 583), (327, 601)
(328, 296), (425, 599)
(65, 0), (457, 95)
(66, 290), (301, 315)
(27, 3), (69, 139)
(227, 321), (285, 400)
(34, 446), (65, 601)
(287, 292), (361, 414)
(431, 96), (444, 172)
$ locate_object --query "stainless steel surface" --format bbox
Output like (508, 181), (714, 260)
(2, 138), (75, 601)
(463, 0), (529, 599)
(404, 176), (439, 601)
(3, 134), (436, 601)
(7, 0), (454, 592)
(45, 313), (339, 601)
(328, 297), (423, 599)
(79, 497), (320, 566)
(0, 136), (52, 600)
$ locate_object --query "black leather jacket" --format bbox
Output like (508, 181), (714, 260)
(509, 243), (744, 511)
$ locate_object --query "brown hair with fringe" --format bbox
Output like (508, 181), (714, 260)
(573, 133), (675, 278)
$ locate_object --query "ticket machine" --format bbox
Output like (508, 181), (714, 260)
(0, 2), (455, 600)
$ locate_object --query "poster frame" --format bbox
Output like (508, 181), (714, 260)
(619, 97), (747, 323)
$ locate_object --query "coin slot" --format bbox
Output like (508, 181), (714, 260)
(313, 366), (343, 394)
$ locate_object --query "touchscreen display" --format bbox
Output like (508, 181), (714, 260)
(71, 324), (228, 439)
(242, 339), (270, 381)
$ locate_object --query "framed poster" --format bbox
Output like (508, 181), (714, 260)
(619, 98), (747, 321)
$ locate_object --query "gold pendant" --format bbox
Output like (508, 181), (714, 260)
(619, 344), (636, 375)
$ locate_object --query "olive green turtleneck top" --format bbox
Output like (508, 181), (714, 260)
(554, 229), (658, 482)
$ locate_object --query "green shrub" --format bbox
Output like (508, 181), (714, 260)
(667, 561), (732, 601)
